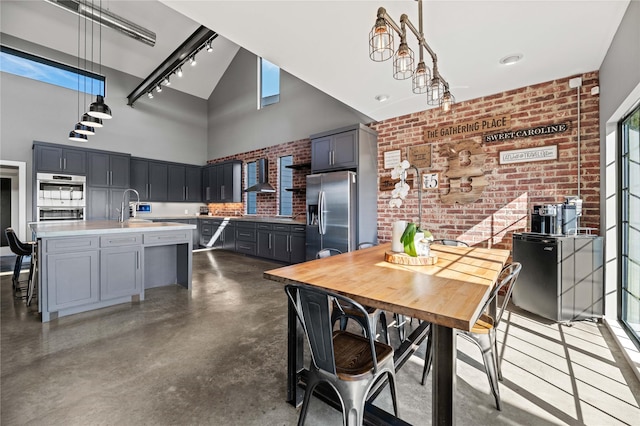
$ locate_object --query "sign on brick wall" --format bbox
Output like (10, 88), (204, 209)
(485, 122), (569, 143)
(424, 114), (511, 142)
(499, 145), (558, 164)
(407, 144), (431, 168)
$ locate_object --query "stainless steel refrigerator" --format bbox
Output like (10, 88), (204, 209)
(306, 171), (357, 260)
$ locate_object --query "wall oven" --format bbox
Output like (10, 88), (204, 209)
(36, 173), (86, 221)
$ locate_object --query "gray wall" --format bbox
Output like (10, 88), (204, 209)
(598, 0), (640, 318)
(0, 34), (208, 222)
(206, 48), (373, 159)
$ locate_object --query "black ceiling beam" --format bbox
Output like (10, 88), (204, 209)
(127, 25), (217, 106)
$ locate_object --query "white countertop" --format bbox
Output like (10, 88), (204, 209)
(30, 220), (196, 238)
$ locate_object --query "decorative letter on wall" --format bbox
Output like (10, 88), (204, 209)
(440, 140), (487, 204)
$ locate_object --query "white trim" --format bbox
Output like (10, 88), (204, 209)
(604, 318), (640, 383)
(0, 160), (27, 255)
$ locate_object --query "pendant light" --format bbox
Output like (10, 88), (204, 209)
(87, 0), (112, 120)
(70, 2), (91, 142)
(80, 113), (103, 128)
(69, 131), (88, 142)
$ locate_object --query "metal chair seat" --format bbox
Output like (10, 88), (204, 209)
(4, 228), (35, 299)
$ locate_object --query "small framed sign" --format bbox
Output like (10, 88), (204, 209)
(407, 144), (432, 169)
(380, 176), (413, 191)
(384, 150), (401, 169)
(422, 172), (440, 190)
(499, 145), (557, 164)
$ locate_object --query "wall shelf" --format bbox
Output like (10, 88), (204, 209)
(285, 188), (305, 192)
(285, 163), (311, 170)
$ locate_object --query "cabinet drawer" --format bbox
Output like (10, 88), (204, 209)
(256, 223), (272, 231)
(235, 241), (256, 255)
(45, 237), (99, 253)
(272, 224), (290, 232)
(100, 234), (142, 247)
(236, 228), (257, 242)
(201, 224), (213, 236)
(236, 221), (256, 229)
(144, 231), (191, 245)
(291, 225), (306, 233)
(200, 219), (214, 226)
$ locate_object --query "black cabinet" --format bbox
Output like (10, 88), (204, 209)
(289, 225), (306, 264)
(168, 164), (202, 202)
(34, 144), (86, 175)
(204, 161), (242, 203)
(256, 223), (305, 263)
(87, 152), (130, 188)
(311, 130), (357, 172)
(130, 158), (168, 201)
(235, 221), (257, 255)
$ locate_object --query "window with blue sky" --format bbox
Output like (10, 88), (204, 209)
(1, 45), (104, 96)
(259, 57), (280, 108)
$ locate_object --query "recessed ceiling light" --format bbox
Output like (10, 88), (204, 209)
(499, 54), (523, 65)
(375, 94), (390, 102)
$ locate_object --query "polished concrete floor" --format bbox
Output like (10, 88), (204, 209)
(1, 249), (639, 425)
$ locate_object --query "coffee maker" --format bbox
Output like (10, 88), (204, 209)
(531, 198), (580, 235)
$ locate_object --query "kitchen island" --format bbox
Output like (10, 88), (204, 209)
(30, 220), (195, 322)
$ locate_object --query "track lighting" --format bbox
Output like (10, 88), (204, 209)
(148, 91), (153, 99)
(163, 76), (171, 86)
(189, 56), (197, 66)
(206, 41), (213, 52)
(156, 85), (162, 93)
(176, 67), (183, 77)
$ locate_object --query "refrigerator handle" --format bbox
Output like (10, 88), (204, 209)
(319, 191), (326, 235)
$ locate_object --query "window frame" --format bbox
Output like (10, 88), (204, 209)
(245, 161), (257, 215)
(279, 155), (293, 216)
(257, 57), (280, 109)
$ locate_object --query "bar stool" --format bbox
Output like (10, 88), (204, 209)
(4, 228), (34, 300)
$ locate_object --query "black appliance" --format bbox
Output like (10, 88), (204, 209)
(531, 204), (577, 235)
(511, 233), (604, 322)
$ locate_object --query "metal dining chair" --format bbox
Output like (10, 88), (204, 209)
(315, 248), (343, 258)
(4, 228), (35, 300)
(421, 262), (522, 411)
(285, 283), (398, 426)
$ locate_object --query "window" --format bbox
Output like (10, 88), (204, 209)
(0, 45), (104, 95)
(279, 156), (293, 216)
(258, 57), (280, 108)
(246, 161), (257, 215)
(620, 104), (640, 346)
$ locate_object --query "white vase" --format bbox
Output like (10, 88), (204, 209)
(391, 220), (407, 252)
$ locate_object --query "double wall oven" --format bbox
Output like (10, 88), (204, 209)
(36, 173), (86, 221)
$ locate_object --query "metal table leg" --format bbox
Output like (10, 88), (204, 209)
(433, 324), (456, 426)
(287, 292), (304, 406)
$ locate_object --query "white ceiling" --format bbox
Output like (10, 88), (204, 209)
(1, 1), (631, 121)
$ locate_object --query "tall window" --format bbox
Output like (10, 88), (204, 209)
(258, 57), (280, 109)
(0, 45), (104, 95)
(279, 156), (293, 216)
(621, 104), (640, 346)
(246, 161), (257, 215)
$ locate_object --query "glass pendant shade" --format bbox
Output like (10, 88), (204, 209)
(80, 113), (103, 128)
(88, 95), (112, 119)
(74, 122), (95, 136)
(412, 61), (431, 94)
(369, 18), (394, 62)
(427, 76), (445, 105)
(68, 131), (88, 142)
(441, 90), (455, 112)
(393, 41), (414, 80)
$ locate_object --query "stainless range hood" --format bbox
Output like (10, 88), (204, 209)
(245, 158), (276, 193)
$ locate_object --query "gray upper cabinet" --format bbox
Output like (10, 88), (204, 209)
(148, 161), (168, 201)
(311, 129), (357, 172)
(34, 143), (86, 175)
(87, 152), (130, 188)
(204, 161), (241, 203)
(130, 158), (150, 201)
(168, 164), (202, 202)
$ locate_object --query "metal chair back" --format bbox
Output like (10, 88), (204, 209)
(432, 239), (469, 247)
(357, 242), (376, 250)
(315, 248), (342, 259)
(4, 228), (32, 256)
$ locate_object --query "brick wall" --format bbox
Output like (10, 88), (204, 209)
(370, 72), (600, 251)
(206, 138), (311, 217)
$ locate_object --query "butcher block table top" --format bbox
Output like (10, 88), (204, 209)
(264, 242), (511, 332)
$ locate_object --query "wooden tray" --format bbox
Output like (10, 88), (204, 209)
(385, 251), (438, 265)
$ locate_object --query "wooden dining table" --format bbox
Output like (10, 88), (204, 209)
(264, 242), (511, 426)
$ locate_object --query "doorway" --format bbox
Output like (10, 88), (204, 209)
(0, 161), (27, 257)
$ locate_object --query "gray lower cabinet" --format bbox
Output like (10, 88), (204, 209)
(235, 222), (257, 255)
(100, 244), (142, 300)
(256, 223), (306, 263)
(153, 219), (199, 248)
(289, 225), (306, 264)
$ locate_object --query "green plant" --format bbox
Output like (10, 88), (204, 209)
(401, 222), (418, 257)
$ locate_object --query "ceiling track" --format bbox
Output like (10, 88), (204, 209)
(44, 0), (156, 47)
(126, 26), (217, 107)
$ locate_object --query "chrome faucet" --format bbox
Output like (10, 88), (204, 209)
(118, 189), (140, 222)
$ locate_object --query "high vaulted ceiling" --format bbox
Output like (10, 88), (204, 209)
(1, 1), (631, 122)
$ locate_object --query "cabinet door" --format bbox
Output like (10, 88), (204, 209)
(47, 250), (99, 310)
(272, 232), (291, 262)
(215, 165), (224, 202)
(311, 136), (332, 172)
(100, 246), (142, 300)
(109, 154), (130, 188)
(332, 131), (357, 169)
(35, 145), (63, 173)
(167, 164), (186, 201)
(289, 232), (306, 264)
(185, 166), (202, 202)
(148, 161), (168, 201)
(222, 223), (236, 250)
(87, 187), (110, 220)
(130, 159), (149, 200)
(62, 148), (87, 174)
(257, 230), (273, 258)
(88, 152), (110, 187)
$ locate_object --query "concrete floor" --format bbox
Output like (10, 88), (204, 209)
(1, 249), (639, 425)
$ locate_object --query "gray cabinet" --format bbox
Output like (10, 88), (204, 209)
(289, 225), (306, 264)
(311, 130), (357, 172)
(256, 223), (305, 263)
(100, 234), (142, 300)
(202, 218), (235, 249)
(204, 161), (242, 203)
(88, 152), (130, 188)
(156, 219), (199, 248)
(168, 164), (202, 202)
(34, 143), (86, 175)
(130, 158), (168, 201)
(235, 221), (257, 255)
(87, 187), (125, 220)
(44, 237), (100, 311)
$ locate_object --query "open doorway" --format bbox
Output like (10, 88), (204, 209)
(0, 160), (27, 257)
